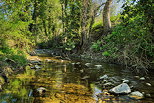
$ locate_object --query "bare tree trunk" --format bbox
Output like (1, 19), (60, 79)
(103, 0), (112, 35)
(79, 0), (90, 52)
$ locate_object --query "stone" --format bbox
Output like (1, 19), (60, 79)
(81, 76), (90, 79)
(103, 80), (108, 83)
(146, 83), (152, 86)
(45, 59), (54, 63)
(134, 76), (140, 79)
(129, 91), (144, 99)
(80, 69), (84, 73)
(139, 77), (145, 80)
(104, 82), (114, 86)
(76, 62), (81, 65)
(95, 65), (102, 69)
(145, 94), (151, 97)
(74, 62), (82, 68)
(34, 65), (41, 69)
(71, 63), (75, 65)
(99, 74), (108, 80)
(85, 63), (91, 67)
(109, 83), (131, 94)
(122, 79), (129, 83)
(37, 87), (46, 95)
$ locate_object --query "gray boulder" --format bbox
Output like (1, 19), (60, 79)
(109, 83), (131, 94)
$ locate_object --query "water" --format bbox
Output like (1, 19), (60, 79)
(0, 56), (154, 103)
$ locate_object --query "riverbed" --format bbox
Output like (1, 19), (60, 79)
(0, 56), (154, 103)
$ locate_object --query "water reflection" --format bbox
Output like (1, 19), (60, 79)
(0, 56), (154, 103)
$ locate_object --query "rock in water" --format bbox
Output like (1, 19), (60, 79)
(122, 79), (129, 83)
(37, 87), (46, 95)
(129, 91), (144, 99)
(134, 76), (140, 79)
(85, 63), (91, 67)
(109, 83), (131, 94)
(99, 74), (108, 80)
(34, 65), (41, 69)
(139, 77), (145, 80)
(146, 83), (152, 86)
(95, 65), (102, 69)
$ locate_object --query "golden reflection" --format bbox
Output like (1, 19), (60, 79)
(0, 56), (130, 103)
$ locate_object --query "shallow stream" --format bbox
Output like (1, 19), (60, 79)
(0, 56), (154, 103)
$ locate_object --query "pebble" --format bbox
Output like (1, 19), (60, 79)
(104, 82), (113, 86)
(100, 75), (108, 80)
(145, 94), (151, 97)
(122, 79), (129, 83)
(95, 65), (102, 69)
(35, 65), (41, 69)
(139, 77), (145, 80)
(85, 63), (91, 67)
(37, 87), (46, 94)
(146, 83), (152, 86)
(134, 76), (140, 79)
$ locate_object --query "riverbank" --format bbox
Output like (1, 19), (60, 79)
(31, 48), (153, 73)
(0, 47), (27, 91)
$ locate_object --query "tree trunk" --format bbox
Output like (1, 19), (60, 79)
(103, 0), (112, 35)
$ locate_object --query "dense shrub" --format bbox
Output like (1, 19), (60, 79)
(91, 0), (154, 69)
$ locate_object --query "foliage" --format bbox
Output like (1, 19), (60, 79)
(99, 0), (154, 69)
(91, 40), (102, 51)
(0, 46), (27, 67)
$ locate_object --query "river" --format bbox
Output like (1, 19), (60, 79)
(0, 56), (154, 103)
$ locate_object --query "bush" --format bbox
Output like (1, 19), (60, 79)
(0, 46), (27, 67)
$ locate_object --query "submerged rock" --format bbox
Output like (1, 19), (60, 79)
(129, 91), (144, 99)
(109, 83), (131, 94)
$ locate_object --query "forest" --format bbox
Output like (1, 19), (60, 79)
(0, 0), (154, 102)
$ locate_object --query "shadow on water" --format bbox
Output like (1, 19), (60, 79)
(0, 56), (154, 103)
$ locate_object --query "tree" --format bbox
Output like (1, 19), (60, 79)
(103, 0), (113, 35)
